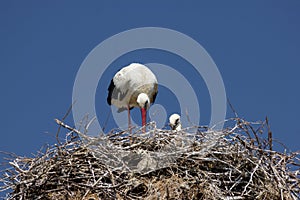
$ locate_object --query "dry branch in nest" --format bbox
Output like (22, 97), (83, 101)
(0, 118), (299, 199)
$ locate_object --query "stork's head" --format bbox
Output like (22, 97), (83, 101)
(137, 93), (150, 110)
(169, 113), (182, 131)
(137, 93), (150, 131)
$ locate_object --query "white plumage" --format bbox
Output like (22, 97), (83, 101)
(169, 113), (182, 131)
(107, 63), (158, 130)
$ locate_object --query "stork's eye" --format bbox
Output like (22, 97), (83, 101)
(175, 118), (179, 125)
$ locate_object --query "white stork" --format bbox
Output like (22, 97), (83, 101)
(107, 63), (158, 132)
(169, 113), (182, 131)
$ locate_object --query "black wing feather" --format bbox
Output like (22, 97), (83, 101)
(107, 79), (115, 105)
(107, 77), (130, 106)
(152, 90), (158, 104)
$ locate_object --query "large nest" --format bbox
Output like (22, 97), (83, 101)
(1, 118), (299, 199)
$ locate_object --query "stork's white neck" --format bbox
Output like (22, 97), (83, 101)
(137, 93), (150, 109)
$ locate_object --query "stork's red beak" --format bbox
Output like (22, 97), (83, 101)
(141, 108), (146, 132)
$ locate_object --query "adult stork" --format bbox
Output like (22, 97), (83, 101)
(169, 113), (182, 131)
(107, 63), (158, 132)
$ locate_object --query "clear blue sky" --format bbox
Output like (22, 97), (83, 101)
(1, 0), (299, 187)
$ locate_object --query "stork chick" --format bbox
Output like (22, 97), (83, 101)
(169, 113), (182, 131)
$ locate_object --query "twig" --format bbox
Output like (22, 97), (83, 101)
(1, 118), (299, 200)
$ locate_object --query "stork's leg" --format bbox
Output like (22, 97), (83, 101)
(127, 105), (132, 134)
(127, 105), (133, 144)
